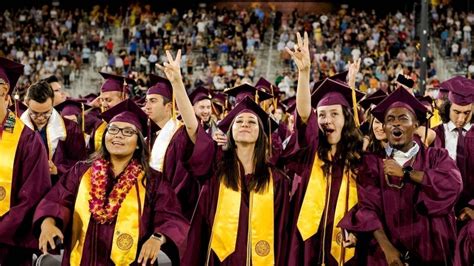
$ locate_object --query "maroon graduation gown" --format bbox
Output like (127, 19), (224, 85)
(433, 124), (474, 215)
(339, 147), (462, 265)
(0, 122), (51, 265)
(284, 111), (361, 266)
(162, 126), (207, 221)
(181, 126), (292, 266)
(33, 161), (189, 266)
(51, 118), (87, 183)
(454, 216), (474, 266)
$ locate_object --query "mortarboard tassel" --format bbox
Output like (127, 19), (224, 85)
(351, 86), (360, 127)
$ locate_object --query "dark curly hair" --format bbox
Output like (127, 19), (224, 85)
(317, 107), (364, 177)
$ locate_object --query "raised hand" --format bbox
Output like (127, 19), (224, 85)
(157, 50), (182, 83)
(347, 58), (361, 89)
(285, 32), (311, 72)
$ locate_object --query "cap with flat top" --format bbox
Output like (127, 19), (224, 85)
(371, 87), (430, 123)
(217, 96), (278, 134)
(0, 57), (24, 95)
(440, 76), (474, 106)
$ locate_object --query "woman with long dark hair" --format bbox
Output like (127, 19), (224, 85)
(33, 100), (189, 265)
(285, 32), (364, 265)
(158, 50), (292, 266)
(363, 112), (388, 155)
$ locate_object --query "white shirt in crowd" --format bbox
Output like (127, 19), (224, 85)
(443, 121), (472, 161)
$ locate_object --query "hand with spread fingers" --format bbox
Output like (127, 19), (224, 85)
(348, 58), (361, 89)
(285, 31), (311, 72)
(137, 237), (163, 266)
(39, 217), (64, 254)
(156, 50), (182, 84)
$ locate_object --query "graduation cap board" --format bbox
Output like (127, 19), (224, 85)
(0, 57), (24, 95)
(359, 89), (388, 110)
(99, 72), (135, 93)
(224, 83), (273, 104)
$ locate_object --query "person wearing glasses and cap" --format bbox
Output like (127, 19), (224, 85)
(88, 72), (135, 153)
(34, 99), (189, 266)
(284, 32), (364, 266)
(20, 81), (87, 185)
(159, 50), (292, 266)
(0, 57), (51, 265)
(340, 87), (462, 265)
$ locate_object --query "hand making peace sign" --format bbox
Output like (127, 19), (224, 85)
(157, 49), (182, 84)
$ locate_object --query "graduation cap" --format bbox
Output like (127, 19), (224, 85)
(372, 87), (430, 124)
(211, 92), (228, 115)
(224, 83), (273, 104)
(101, 99), (160, 138)
(55, 98), (92, 117)
(395, 74), (415, 89)
(99, 72), (135, 93)
(83, 93), (99, 103)
(189, 86), (212, 105)
(217, 96), (279, 135)
(147, 74), (173, 100)
(282, 96), (296, 113)
(416, 95), (434, 107)
(311, 78), (365, 108)
(311, 71), (348, 93)
(359, 89), (388, 110)
(55, 99), (92, 132)
(0, 57), (24, 95)
(255, 77), (278, 95)
(440, 76), (474, 106)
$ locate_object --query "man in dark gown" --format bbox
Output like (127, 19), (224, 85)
(0, 57), (51, 265)
(340, 87), (462, 265)
(21, 81), (86, 184)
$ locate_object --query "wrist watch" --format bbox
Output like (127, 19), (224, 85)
(402, 166), (413, 181)
(151, 232), (166, 244)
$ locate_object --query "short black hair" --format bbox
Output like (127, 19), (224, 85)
(43, 75), (59, 84)
(26, 81), (54, 104)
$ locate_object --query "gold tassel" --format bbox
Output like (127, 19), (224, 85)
(81, 103), (85, 132)
(351, 86), (360, 127)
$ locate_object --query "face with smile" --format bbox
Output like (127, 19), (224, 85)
(231, 112), (260, 144)
(372, 117), (386, 141)
(383, 107), (418, 151)
(194, 99), (212, 123)
(105, 121), (138, 157)
(317, 104), (345, 145)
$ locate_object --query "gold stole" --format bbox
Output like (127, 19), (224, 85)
(297, 155), (358, 265)
(209, 172), (274, 265)
(430, 108), (442, 128)
(70, 168), (145, 265)
(0, 114), (24, 216)
(94, 121), (107, 151)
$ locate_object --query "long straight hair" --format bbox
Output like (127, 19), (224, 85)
(215, 117), (271, 193)
(366, 112), (386, 155)
(317, 107), (364, 177)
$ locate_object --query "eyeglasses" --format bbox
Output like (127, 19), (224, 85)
(29, 110), (53, 119)
(107, 126), (138, 137)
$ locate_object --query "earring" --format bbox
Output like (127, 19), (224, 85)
(136, 146), (140, 150)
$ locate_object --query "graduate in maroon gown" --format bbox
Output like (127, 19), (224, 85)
(34, 100), (188, 266)
(339, 87), (463, 265)
(20, 81), (87, 184)
(432, 76), (474, 221)
(189, 85), (216, 134)
(0, 57), (51, 265)
(158, 50), (292, 266)
(284, 32), (365, 266)
(88, 72), (134, 153)
(453, 199), (474, 266)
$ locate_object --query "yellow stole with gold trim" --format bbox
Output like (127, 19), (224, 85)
(208, 171), (274, 265)
(297, 155), (358, 265)
(0, 112), (24, 216)
(94, 121), (107, 151)
(70, 167), (145, 265)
